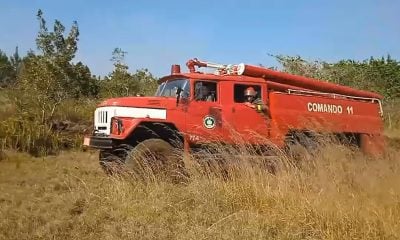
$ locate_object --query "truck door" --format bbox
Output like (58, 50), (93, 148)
(231, 83), (270, 144)
(185, 80), (224, 144)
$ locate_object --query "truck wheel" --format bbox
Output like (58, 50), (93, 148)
(99, 145), (132, 175)
(284, 131), (315, 168)
(124, 139), (188, 183)
(287, 143), (312, 165)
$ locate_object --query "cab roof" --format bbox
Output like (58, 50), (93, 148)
(158, 72), (266, 84)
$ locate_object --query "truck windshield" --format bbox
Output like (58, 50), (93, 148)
(155, 79), (190, 97)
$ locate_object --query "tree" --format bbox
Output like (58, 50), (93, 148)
(134, 68), (159, 96)
(271, 54), (328, 80)
(36, 9), (79, 64)
(71, 62), (99, 98)
(0, 50), (15, 88)
(272, 54), (400, 99)
(32, 9), (98, 98)
(99, 48), (159, 98)
(366, 55), (400, 99)
(100, 48), (139, 97)
(15, 9), (86, 124)
(17, 55), (69, 124)
(10, 46), (22, 75)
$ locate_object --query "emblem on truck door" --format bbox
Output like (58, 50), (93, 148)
(203, 116), (216, 129)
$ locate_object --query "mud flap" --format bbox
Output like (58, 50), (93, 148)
(360, 134), (385, 156)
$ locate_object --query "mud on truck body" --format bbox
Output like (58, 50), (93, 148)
(83, 58), (385, 175)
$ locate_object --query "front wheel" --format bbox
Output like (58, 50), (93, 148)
(124, 139), (188, 183)
(99, 144), (132, 175)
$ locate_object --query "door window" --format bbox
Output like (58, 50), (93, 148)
(234, 84), (262, 103)
(194, 81), (217, 102)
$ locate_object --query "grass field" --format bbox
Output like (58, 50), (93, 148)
(1, 143), (400, 240)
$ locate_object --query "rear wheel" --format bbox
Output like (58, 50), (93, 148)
(284, 131), (317, 167)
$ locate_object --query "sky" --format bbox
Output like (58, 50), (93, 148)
(0, 0), (399, 78)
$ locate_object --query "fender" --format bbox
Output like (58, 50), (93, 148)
(109, 117), (182, 142)
(109, 117), (142, 140)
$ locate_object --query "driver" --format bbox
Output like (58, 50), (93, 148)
(243, 87), (268, 113)
(199, 85), (214, 101)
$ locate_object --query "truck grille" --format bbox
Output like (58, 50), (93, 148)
(93, 106), (167, 136)
(97, 110), (108, 123)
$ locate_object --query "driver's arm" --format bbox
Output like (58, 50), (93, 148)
(253, 98), (268, 112)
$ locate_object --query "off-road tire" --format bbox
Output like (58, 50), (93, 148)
(99, 145), (131, 175)
(284, 131), (317, 168)
(286, 143), (312, 166)
(124, 139), (188, 183)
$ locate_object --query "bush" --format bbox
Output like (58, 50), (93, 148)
(0, 118), (62, 157)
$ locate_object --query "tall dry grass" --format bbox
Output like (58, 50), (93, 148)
(0, 141), (399, 240)
(1, 88), (399, 239)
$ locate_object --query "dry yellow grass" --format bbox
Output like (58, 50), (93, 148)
(0, 143), (399, 240)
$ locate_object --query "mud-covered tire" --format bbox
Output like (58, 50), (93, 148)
(284, 131), (316, 168)
(286, 143), (312, 165)
(124, 139), (188, 183)
(99, 146), (131, 175)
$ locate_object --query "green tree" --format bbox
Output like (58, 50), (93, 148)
(15, 9), (89, 124)
(0, 50), (16, 88)
(100, 48), (139, 97)
(366, 56), (400, 99)
(71, 62), (100, 98)
(272, 54), (400, 99)
(99, 48), (159, 98)
(10, 46), (22, 76)
(36, 9), (79, 64)
(17, 54), (68, 123)
(30, 9), (98, 99)
(134, 68), (159, 96)
(272, 54), (327, 79)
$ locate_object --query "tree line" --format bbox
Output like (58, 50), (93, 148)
(0, 10), (158, 124)
(270, 54), (400, 100)
(1, 9), (399, 104)
(0, 10), (159, 156)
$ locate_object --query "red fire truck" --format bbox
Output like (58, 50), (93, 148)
(83, 58), (385, 175)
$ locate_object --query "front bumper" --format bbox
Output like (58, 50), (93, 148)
(83, 135), (114, 149)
